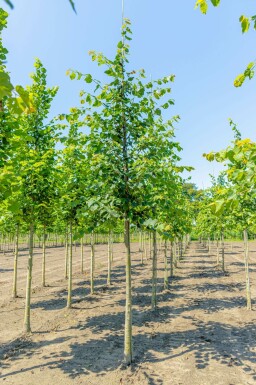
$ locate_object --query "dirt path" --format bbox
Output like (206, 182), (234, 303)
(0, 241), (256, 385)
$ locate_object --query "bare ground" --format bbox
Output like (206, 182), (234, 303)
(0, 240), (256, 385)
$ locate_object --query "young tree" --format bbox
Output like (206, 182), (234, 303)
(68, 18), (186, 364)
(12, 59), (58, 332)
(205, 125), (256, 309)
(57, 115), (87, 308)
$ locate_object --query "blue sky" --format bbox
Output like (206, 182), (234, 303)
(2, 0), (256, 188)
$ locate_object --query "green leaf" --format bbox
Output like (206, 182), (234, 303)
(85, 74), (93, 83)
(195, 0), (208, 14)
(239, 15), (250, 33)
(15, 85), (30, 106)
(244, 62), (255, 80)
(69, 0), (77, 13)
(92, 99), (102, 107)
(0, 71), (14, 98)
(247, 62), (255, 70)
(3, 0), (14, 9)
(8, 200), (21, 214)
(215, 199), (225, 214)
(234, 73), (245, 87)
(252, 15), (256, 30)
(210, 0), (220, 6)
(203, 152), (215, 161)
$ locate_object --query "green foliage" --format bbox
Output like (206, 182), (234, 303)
(0, 10), (34, 115)
(195, 0), (208, 15)
(0, 8), (13, 99)
(67, 19), (187, 230)
(194, 0), (220, 15)
(229, 119), (241, 140)
(3, 59), (59, 224)
(234, 62), (255, 87)
(203, 123), (256, 233)
(239, 15), (250, 33)
(57, 116), (88, 226)
(0, 71), (13, 98)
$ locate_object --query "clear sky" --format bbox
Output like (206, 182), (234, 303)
(2, 0), (256, 188)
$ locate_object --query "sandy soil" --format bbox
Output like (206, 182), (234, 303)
(0, 240), (256, 385)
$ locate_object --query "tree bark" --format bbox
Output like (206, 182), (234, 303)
(151, 230), (157, 310)
(42, 224), (46, 287)
(221, 231), (225, 272)
(90, 232), (95, 294)
(243, 229), (252, 310)
(107, 230), (111, 285)
(216, 236), (219, 266)
(12, 224), (19, 298)
(173, 240), (177, 268)
(164, 239), (169, 290)
(65, 227), (68, 279)
(111, 231), (114, 262)
(170, 241), (174, 278)
(81, 237), (84, 273)
(124, 218), (132, 364)
(24, 222), (34, 333)
(67, 222), (73, 308)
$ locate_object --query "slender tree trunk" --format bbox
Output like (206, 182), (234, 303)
(141, 232), (144, 257)
(24, 222), (34, 333)
(12, 224), (19, 298)
(170, 241), (174, 278)
(149, 232), (152, 259)
(90, 232), (95, 294)
(81, 237), (84, 273)
(143, 232), (147, 261)
(147, 232), (151, 259)
(141, 248), (144, 264)
(107, 230), (111, 285)
(151, 230), (157, 310)
(111, 231), (114, 262)
(174, 241), (177, 268)
(176, 238), (179, 263)
(175, 239), (180, 263)
(221, 231), (225, 272)
(164, 239), (169, 290)
(124, 218), (132, 364)
(180, 239), (183, 260)
(111, 233), (114, 261)
(42, 224), (46, 287)
(121, 42), (133, 364)
(65, 227), (68, 279)
(216, 236), (219, 266)
(243, 229), (252, 310)
(67, 222), (73, 308)
(140, 231), (144, 264)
